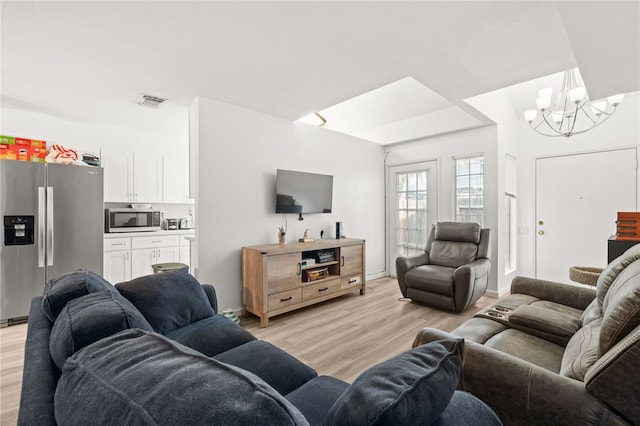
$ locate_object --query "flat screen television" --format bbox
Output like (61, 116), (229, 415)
(275, 169), (333, 217)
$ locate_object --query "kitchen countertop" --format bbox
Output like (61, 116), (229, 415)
(104, 229), (195, 238)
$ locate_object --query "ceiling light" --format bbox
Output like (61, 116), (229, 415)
(134, 93), (168, 109)
(523, 68), (623, 138)
(296, 112), (327, 127)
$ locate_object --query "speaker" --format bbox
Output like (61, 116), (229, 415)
(336, 222), (343, 239)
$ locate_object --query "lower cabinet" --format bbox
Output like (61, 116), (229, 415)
(103, 233), (192, 283)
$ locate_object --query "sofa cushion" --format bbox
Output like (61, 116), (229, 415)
(116, 270), (214, 334)
(432, 391), (502, 426)
(49, 291), (153, 369)
(484, 329), (564, 373)
(42, 270), (115, 322)
(286, 376), (349, 426)
(580, 298), (602, 326)
(430, 241), (478, 268)
(598, 259), (640, 356)
(560, 320), (601, 381)
(215, 340), (317, 396)
(323, 338), (463, 426)
(405, 265), (454, 295)
(54, 329), (309, 425)
(165, 314), (256, 357)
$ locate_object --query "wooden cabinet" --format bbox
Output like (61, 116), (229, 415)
(242, 238), (365, 327)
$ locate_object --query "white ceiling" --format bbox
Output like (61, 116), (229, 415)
(1, 1), (638, 144)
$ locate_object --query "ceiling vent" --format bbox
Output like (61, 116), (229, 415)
(134, 93), (168, 109)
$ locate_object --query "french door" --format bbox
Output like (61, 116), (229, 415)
(388, 161), (438, 276)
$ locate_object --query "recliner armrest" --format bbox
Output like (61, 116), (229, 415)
(201, 284), (218, 313)
(511, 276), (596, 311)
(396, 252), (429, 296)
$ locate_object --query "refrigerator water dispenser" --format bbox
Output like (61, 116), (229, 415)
(4, 215), (35, 246)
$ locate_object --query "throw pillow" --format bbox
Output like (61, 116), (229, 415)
(49, 291), (153, 369)
(41, 270), (115, 322)
(116, 269), (214, 334)
(323, 338), (463, 426)
(54, 329), (309, 425)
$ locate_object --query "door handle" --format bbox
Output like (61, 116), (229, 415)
(538, 230), (544, 235)
(47, 186), (54, 266)
(38, 187), (45, 267)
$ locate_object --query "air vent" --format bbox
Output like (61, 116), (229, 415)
(134, 93), (167, 109)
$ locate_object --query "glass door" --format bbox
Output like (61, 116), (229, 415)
(388, 161), (438, 276)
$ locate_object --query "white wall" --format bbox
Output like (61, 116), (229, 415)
(192, 96), (386, 311)
(515, 92), (640, 277)
(384, 126), (500, 295)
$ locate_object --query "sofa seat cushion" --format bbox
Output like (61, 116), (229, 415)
(405, 265), (454, 295)
(49, 291), (153, 369)
(323, 338), (463, 426)
(432, 391), (502, 426)
(484, 329), (564, 373)
(215, 340), (317, 395)
(165, 314), (256, 357)
(42, 270), (115, 322)
(450, 317), (508, 344)
(55, 329), (309, 425)
(286, 376), (349, 426)
(116, 270), (214, 334)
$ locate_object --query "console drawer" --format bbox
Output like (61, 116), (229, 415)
(268, 288), (302, 311)
(341, 274), (362, 290)
(303, 278), (341, 301)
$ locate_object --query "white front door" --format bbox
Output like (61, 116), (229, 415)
(535, 148), (637, 282)
(388, 161), (438, 276)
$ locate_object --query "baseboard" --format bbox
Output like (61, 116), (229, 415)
(486, 286), (511, 298)
(366, 271), (388, 281)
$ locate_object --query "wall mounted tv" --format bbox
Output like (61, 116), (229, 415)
(275, 169), (333, 220)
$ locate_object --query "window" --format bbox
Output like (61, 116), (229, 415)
(454, 155), (484, 226)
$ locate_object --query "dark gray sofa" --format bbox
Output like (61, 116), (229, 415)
(414, 245), (640, 425)
(19, 269), (501, 425)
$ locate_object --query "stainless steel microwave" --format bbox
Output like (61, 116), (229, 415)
(105, 208), (162, 233)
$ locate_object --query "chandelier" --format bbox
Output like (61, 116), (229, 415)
(524, 68), (624, 138)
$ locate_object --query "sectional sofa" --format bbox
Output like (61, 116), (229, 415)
(414, 245), (640, 425)
(18, 269), (501, 425)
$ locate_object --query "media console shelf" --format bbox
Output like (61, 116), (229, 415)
(242, 238), (365, 327)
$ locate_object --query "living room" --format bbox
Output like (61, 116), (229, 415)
(1, 1), (640, 424)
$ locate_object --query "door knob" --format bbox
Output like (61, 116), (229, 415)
(538, 230), (544, 235)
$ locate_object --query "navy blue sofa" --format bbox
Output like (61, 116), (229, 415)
(18, 269), (501, 425)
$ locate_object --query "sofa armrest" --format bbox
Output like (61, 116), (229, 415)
(18, 297), (59, 426)
(396, 252), (429, 296)
(511, 276), (596, 310)
(201, 284), (218, 313)
(459, 341), (626, 425)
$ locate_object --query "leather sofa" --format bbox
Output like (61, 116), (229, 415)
(414, 245), (640, 425)
(18, 269), (502, 425)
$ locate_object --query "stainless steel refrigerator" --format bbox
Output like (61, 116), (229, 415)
(1, 160), (103, 325)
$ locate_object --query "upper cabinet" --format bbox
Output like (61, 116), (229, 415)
(103, 150), (163, 203)
(163, 158), (190, 203)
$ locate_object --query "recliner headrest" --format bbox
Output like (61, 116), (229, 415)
(434, 222), (481, 244)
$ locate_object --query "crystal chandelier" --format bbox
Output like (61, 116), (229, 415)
(524, 68), (624, 138)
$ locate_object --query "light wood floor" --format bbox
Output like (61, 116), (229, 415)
(0, 277), (496, 426)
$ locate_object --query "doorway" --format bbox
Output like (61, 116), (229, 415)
(387, 161), (438, 276)
(535, 148), (637, 282)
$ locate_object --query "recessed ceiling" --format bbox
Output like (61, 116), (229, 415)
(1, 1), (638, 143)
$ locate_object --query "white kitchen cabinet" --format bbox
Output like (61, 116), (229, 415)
(103, 150), (162, 203)
(179, 235), (191, 268)
(163, 158), (191, 203)
(131, 235), (180, 278)
(103, 237), (132, 284)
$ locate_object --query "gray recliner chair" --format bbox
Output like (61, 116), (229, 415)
(396, 222), (491, 313)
